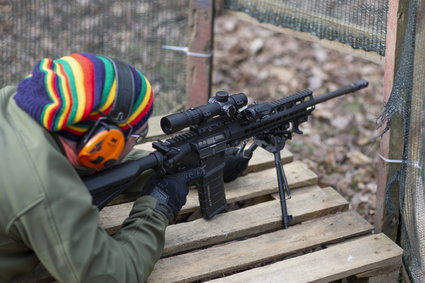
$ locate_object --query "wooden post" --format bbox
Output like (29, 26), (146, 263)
(215, 0), (224, 16)
(375, 0), (408, 239)
(186, 0), (215, 108)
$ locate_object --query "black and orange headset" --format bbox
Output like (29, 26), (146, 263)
(77, 57), (136, 169)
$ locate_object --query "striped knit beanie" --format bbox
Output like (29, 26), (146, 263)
(14, 53), (154, 141)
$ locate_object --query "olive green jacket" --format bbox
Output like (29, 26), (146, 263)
(0, 86), (168, 282)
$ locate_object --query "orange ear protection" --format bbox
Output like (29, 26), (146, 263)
(77, 58), (135, 169)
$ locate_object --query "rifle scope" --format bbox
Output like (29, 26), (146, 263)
(161, 92), (248, 134)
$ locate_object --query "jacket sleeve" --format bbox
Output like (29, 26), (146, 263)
(8, 147), (168, 283)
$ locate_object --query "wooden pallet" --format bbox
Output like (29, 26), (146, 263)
(18, 147), (402, 282)
(99, 148), (403, 283)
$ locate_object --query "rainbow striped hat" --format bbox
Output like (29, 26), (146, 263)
(15, 53), (154, 141)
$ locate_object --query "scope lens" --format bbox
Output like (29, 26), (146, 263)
(160, 117), (173, 134)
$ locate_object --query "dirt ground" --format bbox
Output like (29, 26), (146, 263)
(212, 14), (386, 224)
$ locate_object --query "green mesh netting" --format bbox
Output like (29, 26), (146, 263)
(378, 0), (425, 281)
(0, 0), (189, 115)
(224, 0), (388, 56)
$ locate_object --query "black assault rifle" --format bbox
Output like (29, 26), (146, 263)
(83, 80), (368, 228)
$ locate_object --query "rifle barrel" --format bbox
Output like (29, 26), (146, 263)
(313, 79), (369, 104)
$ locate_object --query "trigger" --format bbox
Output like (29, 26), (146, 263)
(293, 123), (303, 135)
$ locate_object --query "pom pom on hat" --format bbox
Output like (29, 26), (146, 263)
(14, 53), (154, 141)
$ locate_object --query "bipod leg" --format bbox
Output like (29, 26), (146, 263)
(274, 150), (293, 229)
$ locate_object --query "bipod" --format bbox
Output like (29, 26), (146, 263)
(254, 134), (293, 229)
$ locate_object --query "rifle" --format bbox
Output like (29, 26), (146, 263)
(83, 80), (368, 228)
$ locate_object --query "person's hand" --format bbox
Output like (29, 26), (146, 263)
(223, 147), (253, 182)
(141, 168), (204, 222)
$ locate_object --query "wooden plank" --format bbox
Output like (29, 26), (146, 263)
(186, 0), (214, 108)
(208, 233), (403, 283)
(226, 1), (385, 41)
(148, 211), (373, 283)
(99, 160), (316, 233)
(353, 265), (401, 282)
(375, 0), (408, 238)
(226, 10), (384, 65)
(215, 0), (224, 15)
(163, 185), (349, 256)
(402, 265), (413, 283)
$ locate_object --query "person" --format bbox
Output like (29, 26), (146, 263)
(0, 52), (204, 282)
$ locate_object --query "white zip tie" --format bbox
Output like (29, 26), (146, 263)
(162, 45), (212, 58)
(378, 153), (422, 169)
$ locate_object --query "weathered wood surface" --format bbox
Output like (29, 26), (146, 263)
(225, 10), (384, 65)
(186, 0), (214, 108)
(149, 211), (373, 283)
(375, 0), (408, 239)
(208, 233), (402, 283)
(163, 185), (348, 257)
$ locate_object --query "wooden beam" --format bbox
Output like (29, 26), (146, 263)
(162, 186), (349, 256)
(148, 211), (373, 283)
(375, 0), (408, 238)
(207, 234), (403, 283)
(186, 0), (215, 108)
(224, 10), (384, 65)
(215, 0), (224, 15)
